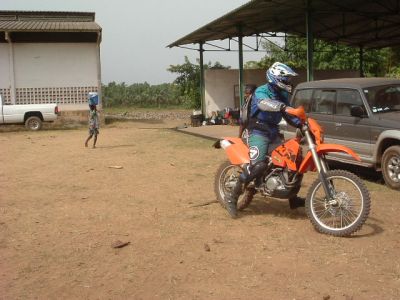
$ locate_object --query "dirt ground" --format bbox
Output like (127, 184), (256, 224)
(1, 120), (400, 300)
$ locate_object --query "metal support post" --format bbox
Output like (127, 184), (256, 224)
(96, 32), (103, 107)
(238, 26), (244, 108)
(306, 0), (314, 81)
(199, 43), (205, 115)
(359, 46), (364, 77)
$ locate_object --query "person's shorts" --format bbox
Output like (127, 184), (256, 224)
(89, 128), (99, 136)
(248, 134), (270, 164)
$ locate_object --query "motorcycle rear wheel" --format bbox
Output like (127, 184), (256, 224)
(214, 161), (255, 211)
(306, 169), (371, 237)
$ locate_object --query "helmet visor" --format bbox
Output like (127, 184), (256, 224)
(280, 76), (291, 85)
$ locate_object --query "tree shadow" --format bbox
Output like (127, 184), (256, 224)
(96, 144), (137, 149)
(346, 222), (384, 238)
(344, 215), (385, 238)
(105, 117), (164, 125)
(240, 198), (308, 220)
(328, 161), (384, 185)
(239, 198), (384, 238)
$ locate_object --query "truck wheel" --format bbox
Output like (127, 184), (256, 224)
(25, 116), (42, 131)
(382, 146), (400, 190)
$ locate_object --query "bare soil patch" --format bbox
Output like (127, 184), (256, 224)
(1, 120), (399, 299)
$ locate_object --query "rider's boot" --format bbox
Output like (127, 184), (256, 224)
(224, 181), (242, 218)
(241, 161), (268, 184)
(223, 161), (268, 218)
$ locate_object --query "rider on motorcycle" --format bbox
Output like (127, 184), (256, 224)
(223, 62), (305, 218)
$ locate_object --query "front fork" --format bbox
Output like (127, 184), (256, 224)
(304, 130), (336, 200)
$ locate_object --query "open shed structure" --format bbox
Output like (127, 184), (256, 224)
(0, 11), (102, 109)
(169, 0), (400, 112)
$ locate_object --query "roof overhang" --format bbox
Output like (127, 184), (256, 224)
(0, 11), (101, 33)
(168, 0), (400, 49)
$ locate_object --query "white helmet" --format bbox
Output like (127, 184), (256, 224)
(266, 62), (298, 93)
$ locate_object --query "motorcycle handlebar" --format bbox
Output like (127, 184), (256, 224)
(285, 106), (307, 123)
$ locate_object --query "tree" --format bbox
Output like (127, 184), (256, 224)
(210, 61), (231, 70)
(101, 82), (181, 108)
(168, 56), (201, 108)
(386, 46), (400, 78)
(168, 56), (230, 109)
(101, 58), (230, 108)
(245, 35), (390, 77)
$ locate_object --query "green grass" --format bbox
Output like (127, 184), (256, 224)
(103, 106), (191, 114)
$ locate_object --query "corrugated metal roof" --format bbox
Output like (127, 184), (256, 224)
(0, 20), (101, 32)
(0, 11), (101, 32)
(168, 0), (400, 49)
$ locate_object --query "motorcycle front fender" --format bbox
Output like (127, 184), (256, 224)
(298, 144), (361, 173)
(215, 137), (250, 165)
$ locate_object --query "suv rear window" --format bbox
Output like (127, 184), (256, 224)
(336, 89), (363, 116)
(363, 85), (400, 113)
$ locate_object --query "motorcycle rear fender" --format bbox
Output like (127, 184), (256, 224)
(214, 137), (250, 165)
(298, 144), (361, 173)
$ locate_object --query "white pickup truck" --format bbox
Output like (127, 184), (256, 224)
(0, 95), (59, 130)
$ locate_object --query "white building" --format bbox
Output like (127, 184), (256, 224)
(0, 11), (102, 111)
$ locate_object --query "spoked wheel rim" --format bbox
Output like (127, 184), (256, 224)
(387, 155), (400, 183)
(310, 175), (364, 232)
(218, 164), (242, 202)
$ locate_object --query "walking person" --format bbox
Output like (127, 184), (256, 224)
(85, 104), (99, 148)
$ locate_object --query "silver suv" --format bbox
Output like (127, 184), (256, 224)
(283, 78), (400, 190)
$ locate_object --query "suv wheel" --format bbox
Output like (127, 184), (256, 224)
(382, 145), (400, 190)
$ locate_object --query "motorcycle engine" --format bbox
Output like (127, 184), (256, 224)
(259, 168), (301, 198)
(265, 173), (286, 193)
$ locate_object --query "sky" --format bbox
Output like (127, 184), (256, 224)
(1, 0), (267, 84)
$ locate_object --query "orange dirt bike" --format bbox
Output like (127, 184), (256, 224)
(214, 106), (371, 237)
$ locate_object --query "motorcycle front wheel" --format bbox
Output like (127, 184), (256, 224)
(306, 169), (371, 237)
(214, 161), (255, 211)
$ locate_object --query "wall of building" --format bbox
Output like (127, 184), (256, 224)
(13, 43), (97, 87)
(0, 44), (10, 87)
(0, 43), (99, 109)
(204, 69), (360, 117)
(204, 69), (265, 117)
